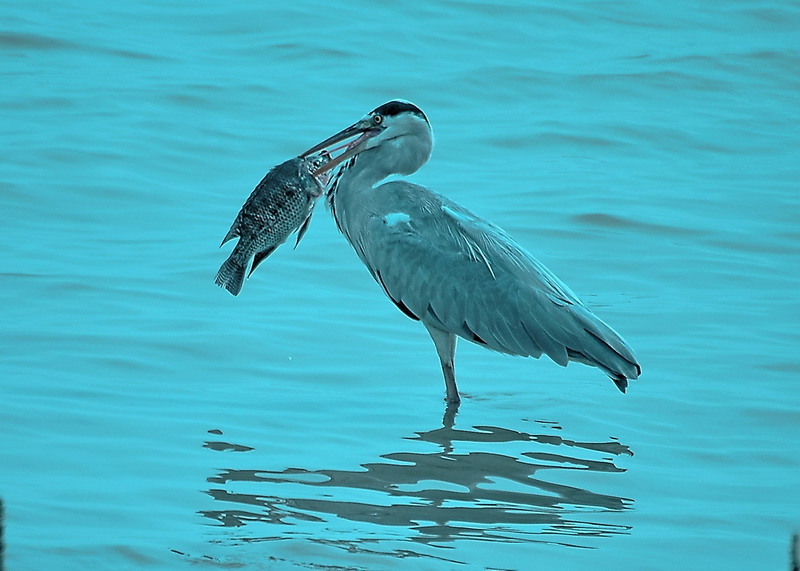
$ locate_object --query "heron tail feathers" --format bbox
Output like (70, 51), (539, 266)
(565, 307), (641, 393)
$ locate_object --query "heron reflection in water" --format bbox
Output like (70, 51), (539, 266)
(201, 420), (634, 554)
(302, 101), (641, 403)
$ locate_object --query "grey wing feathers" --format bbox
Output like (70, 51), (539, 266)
(357, 184), (640, 388)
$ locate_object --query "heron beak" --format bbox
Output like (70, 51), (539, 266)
(301, 119), (379, 176)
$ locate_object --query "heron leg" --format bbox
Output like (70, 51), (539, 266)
(442, 401), (459, 429)
(424, 324), (460, 404)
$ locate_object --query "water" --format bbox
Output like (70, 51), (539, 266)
(2, 1), (798, 569)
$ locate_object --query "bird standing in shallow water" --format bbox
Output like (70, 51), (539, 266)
(302, 100), (641, 404)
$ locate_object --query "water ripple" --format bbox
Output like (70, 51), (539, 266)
(200, 421), (633, 560)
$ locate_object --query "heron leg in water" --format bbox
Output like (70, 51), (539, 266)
(442, 402), (459, 428)
(425, 323), (460, 404)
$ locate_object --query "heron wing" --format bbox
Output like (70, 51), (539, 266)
(353, 182), (640, 381)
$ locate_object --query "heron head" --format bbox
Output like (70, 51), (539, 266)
(301, 100), (433, 177)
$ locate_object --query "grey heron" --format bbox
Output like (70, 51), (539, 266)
(302, 100), (641, 404)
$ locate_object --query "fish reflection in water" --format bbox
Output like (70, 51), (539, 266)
(199, 419), (634, 558)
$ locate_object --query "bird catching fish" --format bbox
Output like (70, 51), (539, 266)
(300, 100), (641, 403)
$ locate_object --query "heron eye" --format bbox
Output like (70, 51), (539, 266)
(373, 114), (383, 125)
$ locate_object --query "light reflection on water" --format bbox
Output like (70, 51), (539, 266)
(199, 412), (633, 562)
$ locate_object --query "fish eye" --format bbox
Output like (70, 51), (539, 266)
(372, 114), (383, 125)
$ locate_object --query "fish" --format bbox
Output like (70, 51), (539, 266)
(215, 152), (331, 296)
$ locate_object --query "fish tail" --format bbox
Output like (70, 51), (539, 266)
(215, 254), (247, 296)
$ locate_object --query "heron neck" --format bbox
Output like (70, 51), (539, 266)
(342, 146), (393, 190)
(330, 150), (390, 241)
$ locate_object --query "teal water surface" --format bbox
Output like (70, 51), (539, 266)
(2, 1), (799, 569)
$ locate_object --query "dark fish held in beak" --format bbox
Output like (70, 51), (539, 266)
(215, 152), (331, 296)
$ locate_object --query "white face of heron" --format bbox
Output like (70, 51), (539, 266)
(304, 100), (434, 179)
(360, 103), (434, 176)
(365, 108), (431, 147)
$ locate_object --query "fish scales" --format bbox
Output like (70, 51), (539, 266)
(215, 153), (330, 296)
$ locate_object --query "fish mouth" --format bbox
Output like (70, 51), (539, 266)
(301, 119), (381, 177)
(307, 150), (333, 189)
(313, 169), (331, 190)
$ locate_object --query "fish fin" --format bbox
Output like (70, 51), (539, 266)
(215, 254), (247, 296)
(248, 246), (277, 277)
(220, 225), (239, 247)
(294, 213), (314, 249)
